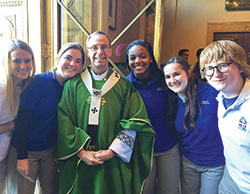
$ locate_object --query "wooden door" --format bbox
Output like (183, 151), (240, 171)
(214, 32), (250, 65)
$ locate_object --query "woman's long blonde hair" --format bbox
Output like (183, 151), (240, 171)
(4, 39), (36, 118)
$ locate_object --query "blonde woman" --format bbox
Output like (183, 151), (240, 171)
(0, 39), (35, 194)
(7, 42), (84, 194)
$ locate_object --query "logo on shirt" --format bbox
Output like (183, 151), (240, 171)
(157, 87), (164, 91)
(201, 100), (210, 105)
(238, 116), (247, 132)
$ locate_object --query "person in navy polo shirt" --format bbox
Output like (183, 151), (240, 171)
(163, 56), (225, 194)
(126, 40), (180, 194)
(7, 42), (85, 194)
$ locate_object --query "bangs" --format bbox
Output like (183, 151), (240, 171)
(200, 41), (233, 68)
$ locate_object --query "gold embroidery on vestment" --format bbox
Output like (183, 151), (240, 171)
(87, 96), (106, 105)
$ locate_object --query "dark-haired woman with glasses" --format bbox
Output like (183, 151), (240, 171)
(163, 56), (225, 194)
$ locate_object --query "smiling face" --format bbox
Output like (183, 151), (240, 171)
(204, 59), (244, 97)
(128, 45), (151, 79)
(57, 48), (83, 79)
(163, 62), (189, 97)
(87, 33), (112, 75)
(10, 48), (33, 82)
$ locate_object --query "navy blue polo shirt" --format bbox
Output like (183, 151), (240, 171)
(127, 73), (178, 152)
(12, 71), (62, 154)
(175, 81), (225, 166)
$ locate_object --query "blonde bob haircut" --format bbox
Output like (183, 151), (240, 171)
(200, 40), (250, 79)
(4, 39), (36, 118)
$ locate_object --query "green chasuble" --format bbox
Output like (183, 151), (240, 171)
(57, 67), (155, 194)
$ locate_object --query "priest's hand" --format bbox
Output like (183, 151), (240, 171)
(17, 159), (29, 177)
(94, 149), (115, 161)
(77, 150), (104, 166)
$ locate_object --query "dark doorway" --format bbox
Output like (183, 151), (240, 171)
(214, 32), (250, 65)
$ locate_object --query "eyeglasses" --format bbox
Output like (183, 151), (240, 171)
(87, 45), (110, 52)
(202, 62), (232, 76)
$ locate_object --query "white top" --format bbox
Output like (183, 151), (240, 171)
(90, 68), (108, 80)
(217, 79), (250, 193)
(0, 79), (14, 161)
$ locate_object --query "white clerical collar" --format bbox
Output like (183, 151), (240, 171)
(90, 68), (108, 80)
(81, 68), (120, 125)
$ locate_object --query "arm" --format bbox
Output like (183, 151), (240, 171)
(13, 107), (33, 159)
(117, 81), (155, 190)
(0, 121), (14, 134)
(11, 77), (40, 176)
(57, 78), (91, 161)
(96, 80), (152, 163)
(107, 130), (136, 163)
(113, 79), (154, 164)
(12, 106), (33, 175)
(92, 130), (136, 163)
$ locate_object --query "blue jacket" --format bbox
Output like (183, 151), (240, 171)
(175, 81), (225, 166)
(126, 72), (178, 152)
